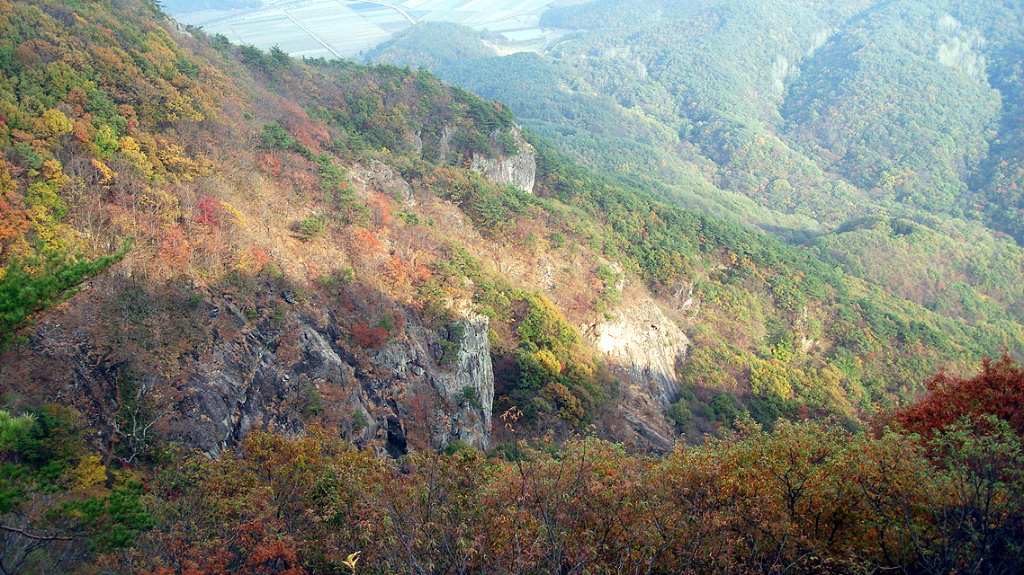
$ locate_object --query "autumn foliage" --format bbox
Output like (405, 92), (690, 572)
(106, 418), (1024, 575)
(894, 354), (1024, 438)
(4, 357), (1024, 575)
(350, 321), (388, 349)
(0, 0), (1022, 572)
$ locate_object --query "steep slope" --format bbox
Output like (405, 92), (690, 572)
(1, 3), (1023, 573)
(0, 0), (690, 455)
(782, 1), (1000, 216)
(369, 0), (1024, 399)
(943, 0), (1024, 243)
(2, 0), (1023, 463)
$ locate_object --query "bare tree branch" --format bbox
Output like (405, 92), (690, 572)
(0, 524), (77, 541)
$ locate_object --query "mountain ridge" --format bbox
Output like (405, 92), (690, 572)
(1, 0), (1022, 461)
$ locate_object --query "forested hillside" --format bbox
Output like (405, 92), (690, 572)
(0, 0), (1023, 572)
(411, 0), (1024, 231)
(371, 0), (1024, 406)
(1, 0), (1022, 452)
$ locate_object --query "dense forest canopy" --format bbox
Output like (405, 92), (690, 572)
(2, 358), (1023, 573)
(368, 0), (1024, 419)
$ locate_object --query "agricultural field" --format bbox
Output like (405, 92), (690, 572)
(171, 0), (565, 59)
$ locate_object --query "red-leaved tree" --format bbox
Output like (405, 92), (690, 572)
(894, 355), (1024, 438)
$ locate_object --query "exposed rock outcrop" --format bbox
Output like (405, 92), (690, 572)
(581, 293), (690, 450)
(185, 301), (494, 456)
(438, 125), (456, 161)
(352, 161), (415, 204)
(471, 127), (536, 193)
(371, 309), (493, 451)
(428, 313), (494, 449)
(583, 299), (689, 408)
(1, 289), (495, 458)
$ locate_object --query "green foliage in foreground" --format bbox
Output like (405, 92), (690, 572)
(1, 404), (152, 574)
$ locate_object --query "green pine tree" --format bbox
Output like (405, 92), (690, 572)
(0, 240), (131, 349)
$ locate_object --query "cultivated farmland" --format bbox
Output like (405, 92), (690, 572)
(173, 0), (562, 59)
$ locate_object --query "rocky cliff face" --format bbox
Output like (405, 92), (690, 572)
(0, 286), (494, 458)
(581, 290), (690, 450)
(0, 0), (712, 464)
(470, 127), (537, 194)
(370, 309), (494, 452)
(0, 114), (690, 456)
(183, 299), (493, 456)
(354, 160), (416, 204)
